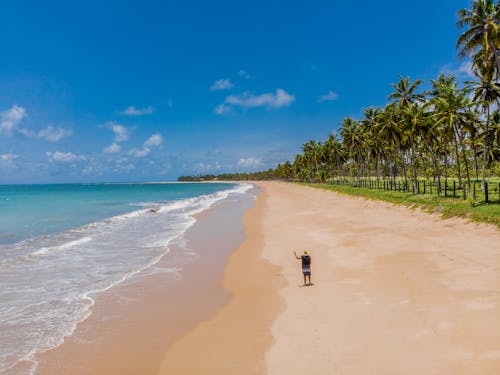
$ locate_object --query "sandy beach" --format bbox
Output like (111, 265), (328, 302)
(160, 181), (500, 375)
(30, 181), (500, 374)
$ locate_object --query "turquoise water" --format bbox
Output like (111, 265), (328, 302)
(0, 183), (234, 245)
(0, 182), (255, 374)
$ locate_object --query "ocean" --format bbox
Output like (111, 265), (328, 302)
(0, 182), (254, 374)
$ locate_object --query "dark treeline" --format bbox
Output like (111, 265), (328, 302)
(179, 1), (500, 192)
(178, 170), (279, 181)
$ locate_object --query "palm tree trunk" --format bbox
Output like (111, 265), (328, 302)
(480, 104), (490, 190)
(392, 149), (398, 187)
(452, 123), (462, 186)
(458, 127), (471, 190)
(411, 144), (418, 188)
(376, 153), (380, 180)
(444, 155), (448, 188)
(401, 150), (408, 189)
(473, 141), (480, 181)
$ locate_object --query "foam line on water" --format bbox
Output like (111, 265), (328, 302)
(30, 236), (93, 257)
(0, 183), (254, 374)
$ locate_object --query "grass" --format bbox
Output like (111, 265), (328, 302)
(297, 182), (500, 229)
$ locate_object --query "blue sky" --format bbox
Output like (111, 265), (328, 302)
(0, 0), (473, 183)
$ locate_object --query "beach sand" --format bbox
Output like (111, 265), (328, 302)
(33, 181), (500, 374)
(159, 181), (500, 375)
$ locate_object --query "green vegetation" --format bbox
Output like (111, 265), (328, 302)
(178, 170), (279, 182)
(179, 1), (500, 226)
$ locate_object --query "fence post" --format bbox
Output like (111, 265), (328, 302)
(445, 181), (448, 197)
(473, 183), (477, 201)
(498, 183), (500, 203)
(462, 184), (466, 200)
(423, 181), (426, 194)
(453, 181), (456, 198)
(430, 181), (432, 195)
(485, 181), (489, 203)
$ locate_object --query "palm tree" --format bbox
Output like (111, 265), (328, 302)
(457, 0), (500, 78)
(323, 133), (345, 178)
(457, 0), (500, 188)
(361, 107), (382, 179)
(401, 102), (427, 185)
(302, 140), (325, 182)
(389, 76), (425, 107)
(389, 76), (425, 188)
(464, 110), (482, 181)
(376, 104), (402, 185)
(468, 76), (500, 188)
(340, 118), (365, 179)
(489, 111), (500, 146)
(485, 110), (500, 165)
(430, 79), (472, 187)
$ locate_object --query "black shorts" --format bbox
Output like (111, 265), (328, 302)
(302, 266), (311, 276)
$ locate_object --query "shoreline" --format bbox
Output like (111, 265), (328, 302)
(15, 181), (500, 374)
(157, 181), (285, 374)
(31, 187), (256, 375)
(160, 181), (500, 374)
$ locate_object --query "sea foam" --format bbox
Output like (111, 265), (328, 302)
(0, 183), (254, 374)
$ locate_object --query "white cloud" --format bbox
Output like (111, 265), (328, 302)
(104, 142), (121, 154)
(225, 89), (295, 109)
(210, 78), (234, 91)
(144, 133), (163, 147)
(318, 90), (339, 102)
(114, 158), (136, 173)
(107, 122), (129, 142)
(213, 103), (232, 115)
(238, 157), (262, 169)
(0, 153), (18, 162)
(130, 147), (150, 158)
(440, 61), (474, 78)
(46, 151), (86, 163)
(1, 105), (27, 135)
(17, 125), (72, 141)
(129, 133), (163, 158)
(237, 69), (251, 79)
(118, 163), (135, 173)
(121, 106), (155, 116)
(37, 126), (73, 142)
(0, 153), (18, 170)
(457, 61), (474, 76)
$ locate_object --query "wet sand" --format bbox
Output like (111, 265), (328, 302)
(34, 191), (255, 375)
(157, 182), (284, 375)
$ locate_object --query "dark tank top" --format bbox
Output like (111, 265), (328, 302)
(301, 255), (311, 266)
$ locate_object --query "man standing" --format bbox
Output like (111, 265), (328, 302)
(294, 250), (312, 286)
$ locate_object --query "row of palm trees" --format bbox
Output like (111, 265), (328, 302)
(270, 0), (500, 193)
